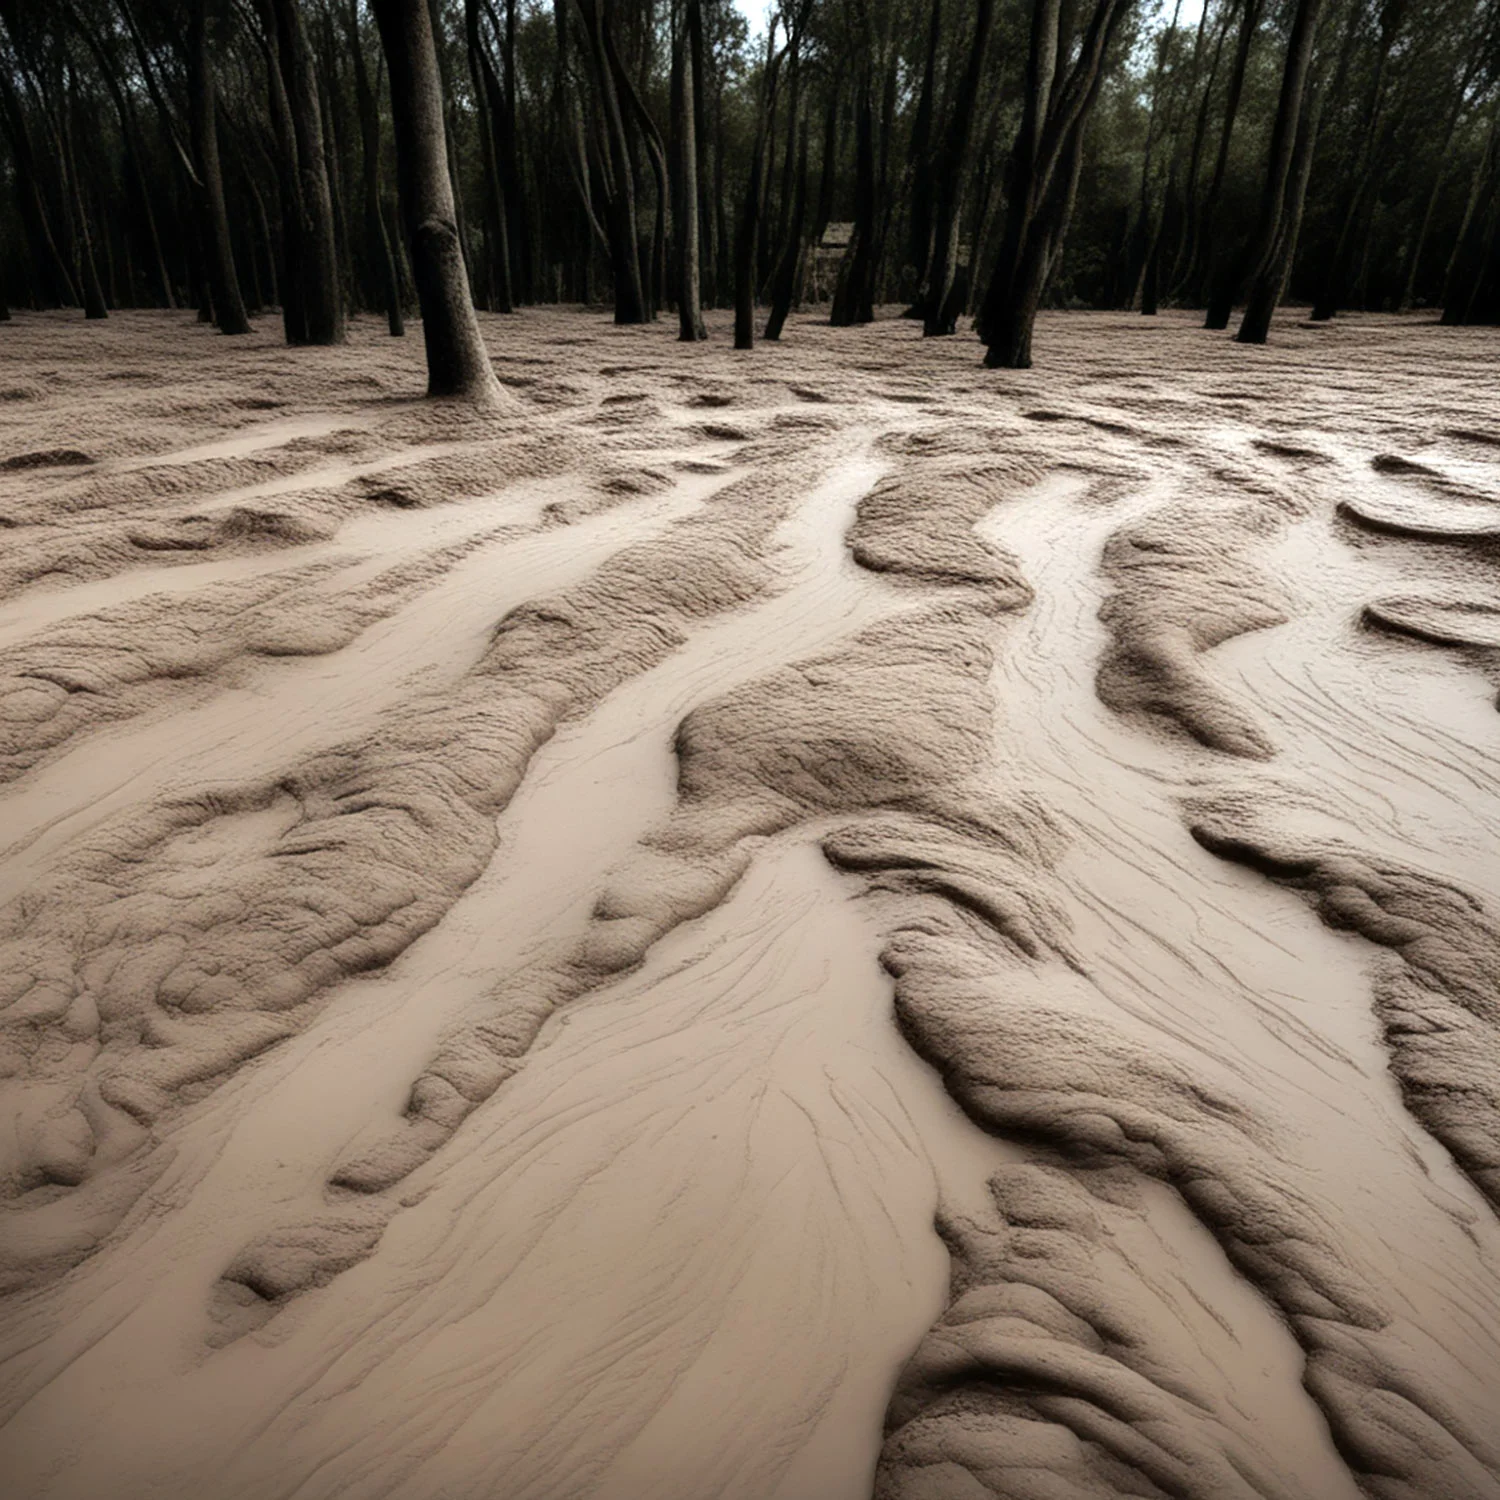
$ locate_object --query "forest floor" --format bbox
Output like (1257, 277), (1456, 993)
(1, 305), (1499, 1500)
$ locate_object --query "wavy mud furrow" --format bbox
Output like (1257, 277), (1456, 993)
(2, 309), (1500, 1500)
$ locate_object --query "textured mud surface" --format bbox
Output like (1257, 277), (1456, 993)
(2, 307), (1499, 1500)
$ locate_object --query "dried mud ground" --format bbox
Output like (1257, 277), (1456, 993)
(1, 306), (1499, 1500)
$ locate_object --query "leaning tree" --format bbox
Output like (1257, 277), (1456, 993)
(368, 0), (504, 402)
(977, 0), (1135, 368)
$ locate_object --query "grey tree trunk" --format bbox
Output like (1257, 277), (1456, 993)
(672, 0), (705, 340)
(979, 0), (1128, 367)
(1232, 0), (1329, 343)
(370, 0), (504, 402)
(268, 0), (345, 343)
(189, 0), (250, 334)
(923, 0), (995, 335)
(344, 0), (404, 334)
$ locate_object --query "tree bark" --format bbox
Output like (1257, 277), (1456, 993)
(765, 102), (808, 339)
(672, 0), (705, 340)
(369, 0), (504, 402)
(575, 0), (647, 322)
(1226, 0), (1327, 340)
(267, 0), (345, 343)
(466, 0), (514, 313)
(923, 0), (995, 335)
(904, 0), (943, 309)
(1310, 0), (1404, 321)
(189, 0), (250, 333)
(979, 0), (1129, 367)
(1236, 13), (1333, 343)
(1198, 0), (1267, 318)
(345, 0), (404, 333)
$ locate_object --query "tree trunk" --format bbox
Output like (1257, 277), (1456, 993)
(1230, 0), (1326, 340)
(765, 107), (809, 340)
(576, 0), (646, 323)
(1164, 0), (1222, 291)
(466, 0), (514, 313)
(734, 42), (777, 348)
(1401, 139), (1456, 312)
(499, 0), (529, 303)
(924, 0), (995, 335)
(57, 82), (107, 318)
(1200, 0), (1267, 320)
(1309, 0), (1402, 321)
(1442, 112), (1500, 325)
(979, 0), (1128, 367)
(369, 0), (504, 401)
(672, 0), (705, 340)
(904, 0), (943, 310)
(831, 63), (876, 326)
(1236, 23), (1330, 344)
(604, 20), (670, 319)
(268, 0), (345, 343)
(189, 0), (249, 333)
(346, 0), (404, 333)
(1128, 0), (1183, 312)
(65, 2), (175, 308)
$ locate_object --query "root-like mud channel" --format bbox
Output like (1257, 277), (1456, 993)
(2, 307), (1499, 1500)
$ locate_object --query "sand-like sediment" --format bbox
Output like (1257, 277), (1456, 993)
(1, 307), (1498, 1500)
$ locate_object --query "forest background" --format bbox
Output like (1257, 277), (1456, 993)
(1, 0), (1497, 369)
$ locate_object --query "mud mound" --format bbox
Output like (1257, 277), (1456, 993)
(1096, 500), (1290, 758)
(1362, 595), (1500, 650)
(0, 448), (94, 471)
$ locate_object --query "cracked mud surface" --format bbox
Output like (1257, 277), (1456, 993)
(2, 307), (1499, 1500)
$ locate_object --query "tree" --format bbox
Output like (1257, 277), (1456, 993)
(342, 0), (403, 335)
(672, 0), (707, 340)
(265, 0), (344, 342)
(978, 0), (1134, 368)
(189, 0), (251, 333)
(1194, 0), (1267, 314)
(1231, 0), (1329, 343)
(1309, 0), (1409, 321)
(736, 1), (810, 349)
(369, 0), (504, 402)
(922, 0), (995, 335)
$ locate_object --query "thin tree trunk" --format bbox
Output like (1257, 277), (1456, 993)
(672, 0), (705, 340)
(980, 0), (1128, 366)
(268, 0), (345, 343)
(604, 19), (670, 319)
(370, 0), (502, 401)
(831, 60), (876, 326)
(345, 0), (404, 333)
(0, 65), (76, 307)
(1234, 0), (1330, 343)
(765, 112), (808, 340)
(924, 0), (995, 335)
(576, 0), (646, 322)
(189, 0), (249, 332)
(467, 0), (514, 312)
(1128, 0), (1183, 311)
(1441, 107), (1500, 325)
(1310, 0), (1402, 321)
(1198, 0), (1266, 316)
(735, 28), (779, 348)
(905, 0), (944, 310)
